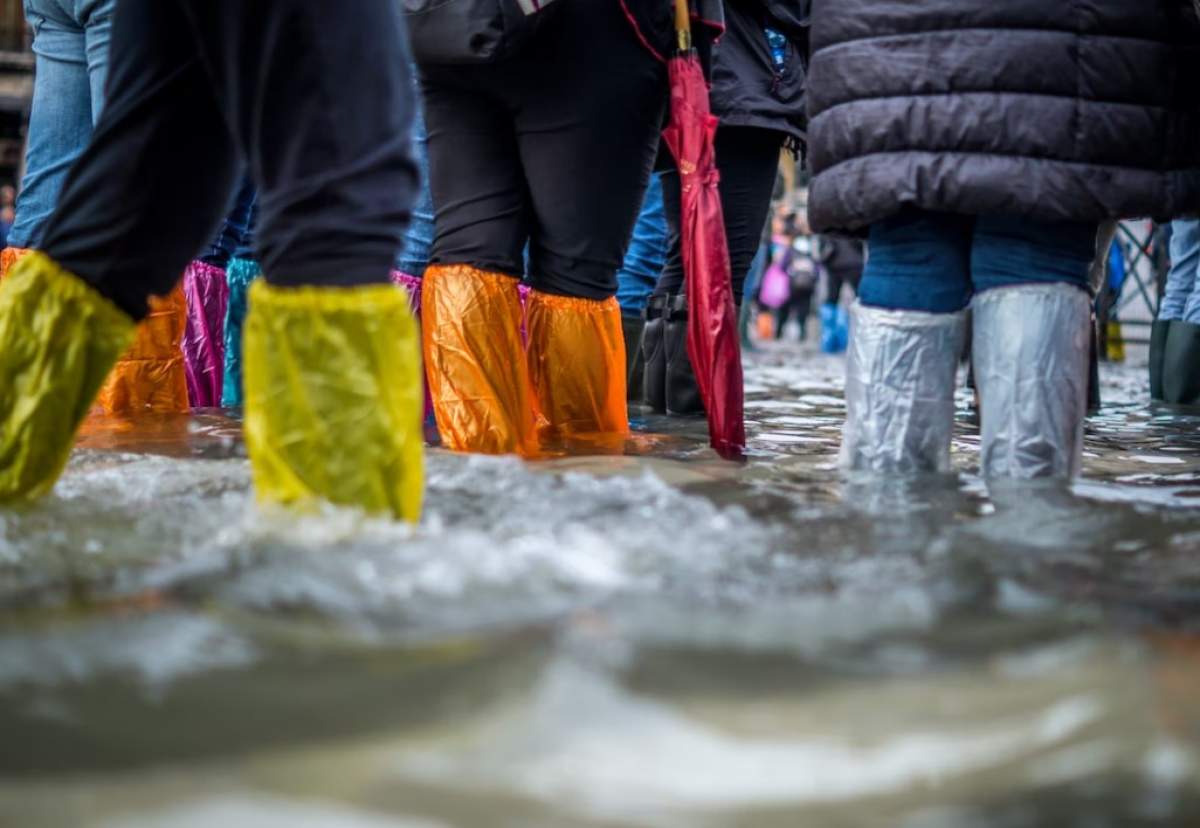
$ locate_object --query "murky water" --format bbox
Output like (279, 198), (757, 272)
(2, 344), (1199, 827)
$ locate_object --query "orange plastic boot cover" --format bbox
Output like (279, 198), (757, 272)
(422, 264), (537, 455)
(525, 290), (629, 445)
(94, 284), (191, 415)
(0, 247), (31, 281)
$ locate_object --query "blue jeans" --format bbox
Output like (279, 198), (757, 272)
(9, 0), (114, 249)
(858, 210), (1097, 313)
(616, 173), (668, 315)
(1160, 220), (1200, 323)
(201, 178), (257, 268)
(395, 75), (434, 278)
(743, 243), (768, 304)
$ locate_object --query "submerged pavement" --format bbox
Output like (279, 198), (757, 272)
(1, 344), (1199, 827)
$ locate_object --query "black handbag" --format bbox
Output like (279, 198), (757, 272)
(403, 0), (561, 64)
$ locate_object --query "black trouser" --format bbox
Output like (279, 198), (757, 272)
(419, 0), (666, 301)
(656, 126), (784, 301)
(776, 288), (813, 339)
(824, 266), (862, 307)
(41, 0), (418, 321)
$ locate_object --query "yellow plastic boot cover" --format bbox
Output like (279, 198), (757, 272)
(0, 252), (135, 502)
(526, 290), (629, 446)
(242, 280), (424, 521)
(422, 264), (537, 456)
(93, 283), (190, 415)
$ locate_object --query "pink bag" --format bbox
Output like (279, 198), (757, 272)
(758, 262), (791, 309)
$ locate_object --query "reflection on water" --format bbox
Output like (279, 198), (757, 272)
(2, 345), (1200, 827)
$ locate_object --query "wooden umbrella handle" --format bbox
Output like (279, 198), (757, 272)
(674, 0), (692, 51)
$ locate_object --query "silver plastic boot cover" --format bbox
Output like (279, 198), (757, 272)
(841, 302), (966, 473)
(972, 283), (1091, 479)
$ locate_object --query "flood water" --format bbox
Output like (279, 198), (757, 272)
(2, 344), (1199, 827)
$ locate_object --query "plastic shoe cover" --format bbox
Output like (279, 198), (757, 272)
(0, 252), (135, 502)
(422, 264), (537, 455)
(94, 283), (189, 415)
(841, 302), (965, 473)
(391, 270), (422, 314)
(0, 246), (31, 280)
(526, 290), (629, 445)
(242, 280), (424, 521)
(182, 260), (229, 407)
(819, 303), (840, 353)
(391, 269), (434, 423)
(221, 257), (262, 407)
(973, 283), (1091, 479)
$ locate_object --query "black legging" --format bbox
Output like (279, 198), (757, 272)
(41, 0), (417, 321)
(776, 288), (813, 339)
(419, 0), (666, 301)
(656, 126), (784, 301)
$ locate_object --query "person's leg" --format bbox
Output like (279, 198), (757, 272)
(515, 0), (666, 443)
(394, 70), (435, 282)
(182, 178), (256, 408)
(617, 174), (668, 316)
(643, 167), (683, 411)
(842, 210), (971, 473)
(7, 1), (94, 251)
(859, 211), (974, 313)
(617, 175), (668, 402)
(1161, 221), (1200, 404)
(1159, 220), (1198, 321)
(795, 289), (813, 340)
(660, 127), (782, 415)
(713, 128), (785, 301)
(775, 299), (792, 340)
(79, 0), (114, 120)
(739, 243), (769, 349)
(419, 67), (537, 456)
(42, 1), (238, 315)
(655, 127), (782, 298)
(0, 0), (239, 502)
(175, 0), (423, 519)
(819, 267), (844, 353)
(970, 216), (1096, 479)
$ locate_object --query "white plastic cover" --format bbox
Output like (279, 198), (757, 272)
(841, 302), (965, 473)
(972, 283), (1091, 479)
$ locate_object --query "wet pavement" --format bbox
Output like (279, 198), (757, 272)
(1, 343), (1199, 827)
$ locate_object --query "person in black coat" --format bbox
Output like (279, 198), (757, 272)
(642, 0), (809, 417)
(807, 0), (1200, 480)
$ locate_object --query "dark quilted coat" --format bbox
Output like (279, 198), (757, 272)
(806, 0), (1200, 233)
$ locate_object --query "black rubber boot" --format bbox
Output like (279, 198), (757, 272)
(1149, 319), (1171, 401)
(1088, 314), (1102, 415)
(641, 294), (668, 413)
(738, 299), (758, 352)
(621, 313), (646, 403)
(665, 294), (705, 417)
(1162, 320), (1200, 404)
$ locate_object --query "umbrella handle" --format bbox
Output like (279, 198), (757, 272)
(674, 0), (692, 51)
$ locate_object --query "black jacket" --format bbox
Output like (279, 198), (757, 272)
(806, 0), (1200, 233)
(709, 0), (809, 146)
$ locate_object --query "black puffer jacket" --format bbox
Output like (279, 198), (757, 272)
(806, 0), (1200, 234)
(710, 0), (809, 147)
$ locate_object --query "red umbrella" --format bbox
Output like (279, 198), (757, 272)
(662, 0), (745, 460)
